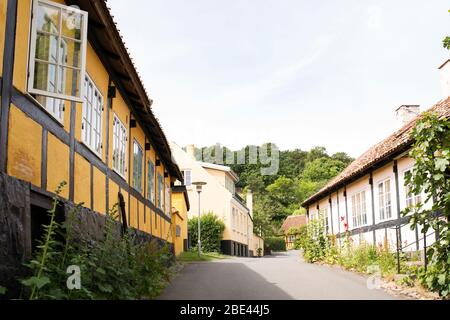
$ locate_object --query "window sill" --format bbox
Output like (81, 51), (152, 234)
(80, 141), (103, 162)
(112, 167), (127, 182)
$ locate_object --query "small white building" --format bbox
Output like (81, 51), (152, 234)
(170, 142), (263, 256)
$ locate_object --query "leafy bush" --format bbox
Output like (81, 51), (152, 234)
(265, 237), (286, 252)
(19, 182), (173, 300)
(188, 212), (225, 253)
(293, 225), (308, 250)
(402, 112), (450, 298)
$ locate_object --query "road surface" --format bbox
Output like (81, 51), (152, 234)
(160, 250), (400, 300)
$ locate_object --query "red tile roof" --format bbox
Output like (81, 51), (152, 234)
(281, 215), (307, 232)
(302, 97), (450, 207)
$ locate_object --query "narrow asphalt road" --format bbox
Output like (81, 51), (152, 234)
(160, 250), (400, 300)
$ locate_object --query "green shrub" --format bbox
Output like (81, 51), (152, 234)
(188, 212), (225, 253)
(265, 237), (286, 252)
(18, 182), (173, 300)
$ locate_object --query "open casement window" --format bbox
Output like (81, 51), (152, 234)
(112, 115), (127, 178)
(132, 140), (143, 192)
(29, 0), (87, 108)
(82, 74), (103, 156)
(351, 190), (368, 228)
(147, 160), (155, 203)
(378, 179), (392, 220)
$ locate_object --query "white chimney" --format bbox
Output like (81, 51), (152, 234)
(395, 105), (420, 126)
(186, 144), (196, 160)
(439, 59), (450, 99)
(246, 190), (253, 218)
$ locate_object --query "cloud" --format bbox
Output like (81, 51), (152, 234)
(211, 34), (335, 111)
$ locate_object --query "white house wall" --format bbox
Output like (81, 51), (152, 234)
(306, 155), (436, 253)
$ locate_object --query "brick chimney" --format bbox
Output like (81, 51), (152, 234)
(439, 59), (450, 99)
(395, 105), (420, 126)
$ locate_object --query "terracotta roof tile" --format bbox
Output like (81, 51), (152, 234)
(302, 97), (450, 206)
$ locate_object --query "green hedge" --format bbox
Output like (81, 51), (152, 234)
(265, 237), (286, 252)
(188, 212), (225, 253)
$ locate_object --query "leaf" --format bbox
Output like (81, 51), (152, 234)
(434, 158), (449, 172)
(97, 283), (113, 293)
(438, 274), (446, 286)
(0, 286), (7, 295)
(21, 276), (51, 289)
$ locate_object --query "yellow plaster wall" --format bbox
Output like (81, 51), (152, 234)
(74, 153), (90, 206)
(129, 195), (137, 229)
(7, 105), (42, 187)
(93, 167), (106, 214)
(172, 192), (188, 256)
(0, 0), (6, 76)
(12, 0), (31, 93)
(47, 133), (69, 198)
(109, 180), (119, 209)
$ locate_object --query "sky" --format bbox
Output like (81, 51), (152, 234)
(108, 0), (450, 158)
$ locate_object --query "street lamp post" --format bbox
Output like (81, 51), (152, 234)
(192, 181), (207, 257)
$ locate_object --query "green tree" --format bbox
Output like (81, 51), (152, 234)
(402, 112), (449, 298)
(301, 157), (347, 183)
(188, 212), (225, 253)
(443, 10), (450, 50)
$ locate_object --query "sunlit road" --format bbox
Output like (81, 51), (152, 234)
(159, 250), (400, 300)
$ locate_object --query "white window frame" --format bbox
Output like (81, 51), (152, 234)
(147, 160), (155, 203)
(351, 190), (368, 228)
(132, 139), (143, 192)
(81, 73), (103, 156)
(403, 168), (422, 209)
(112, 114), (127, 178)
(319, 208), (329, 233)
(378, 178), (393, 221)
(28, 0), (88, 103)
(157, 173), (163, 210)
(183, 169), (192, 186)
(165, 181), (171, 215)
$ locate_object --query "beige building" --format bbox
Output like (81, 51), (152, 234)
(170, 143), (263, 256)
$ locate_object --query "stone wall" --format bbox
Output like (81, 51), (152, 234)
(0, 173), (31, 299)
(0, 173), (173, 299)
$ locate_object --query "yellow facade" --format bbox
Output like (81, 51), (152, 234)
(0, 0), (181, 249)
(7, 106), (42, 187)
(171, 188), (189, 256)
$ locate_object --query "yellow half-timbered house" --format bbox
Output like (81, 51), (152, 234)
(0, 0), (184, 285)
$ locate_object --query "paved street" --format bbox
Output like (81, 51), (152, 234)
(160, 250), (400, 300)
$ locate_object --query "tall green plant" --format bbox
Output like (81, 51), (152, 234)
(402, 112), (450, 298)
(21, 181), (67, 300)
(188, 212), (225, 253)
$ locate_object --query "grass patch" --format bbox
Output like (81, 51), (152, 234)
(177, 251), (229, 262)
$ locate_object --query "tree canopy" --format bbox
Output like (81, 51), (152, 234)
(195, 144), (353, 236)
